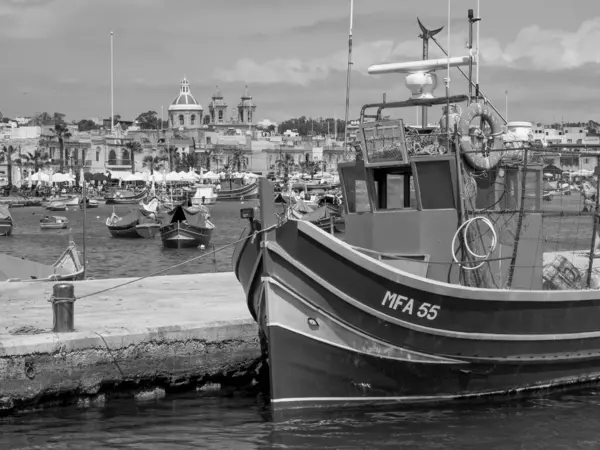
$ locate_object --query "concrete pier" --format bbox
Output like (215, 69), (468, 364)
(0, 272), (260, 414)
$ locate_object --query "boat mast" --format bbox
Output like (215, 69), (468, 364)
(417, 18), (443, 128)
(110, 31), (114, 134)
(343, 0), (354, 160)
(82, 176), (87, 280)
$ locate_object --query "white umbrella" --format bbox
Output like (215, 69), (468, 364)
(203, 171), (219, 180)
(166, 171), (181, 182)
(122, 172), (144, 182)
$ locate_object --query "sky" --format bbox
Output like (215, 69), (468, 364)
(1, 0), (600, 125)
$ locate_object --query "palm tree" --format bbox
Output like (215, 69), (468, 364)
(143, 154), (167, 175)
(275, 151), (294, 178)
(0, 145), (17, 187)
(163, 145), (179, 172)
(53, 124), (72, 172)
(180, 151), (201, 172)
(230, 149), (245, 173)
(125, 140), (143, 174)
(22, 148), (50, 172)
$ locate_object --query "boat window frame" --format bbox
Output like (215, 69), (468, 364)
(410, 155), (458, 211)
(366, 165), (414, 212)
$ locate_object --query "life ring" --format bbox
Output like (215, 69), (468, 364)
(459, 103), (504, 170)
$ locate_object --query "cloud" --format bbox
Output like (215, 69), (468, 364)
(480, 18), (600, 70)
(215, 17), (600, 87)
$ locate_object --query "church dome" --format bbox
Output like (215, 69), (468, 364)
(168, 77), (203, 111)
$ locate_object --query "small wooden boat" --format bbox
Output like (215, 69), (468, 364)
(105, 189), (148, 205)
(106, 208), (159, 238)
(191, 185), (218, 206)
(46, 202), (67, 212)
(0, 205), (13, 236)
(0, 239), (84, 282)
(217, 181), (259, 201)
(79, 197), (99, 209)
(135, 223), (161, 238)
(60, 196), (81, 207)
(160, 204), (214, 248)
(40, 215), (69, 230)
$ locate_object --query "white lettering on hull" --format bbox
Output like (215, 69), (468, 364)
(381, 291), (440, 320)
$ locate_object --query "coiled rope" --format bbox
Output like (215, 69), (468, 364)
(451, 216), (498, 270)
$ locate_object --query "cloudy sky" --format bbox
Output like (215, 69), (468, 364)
(2, 0), (599, 125)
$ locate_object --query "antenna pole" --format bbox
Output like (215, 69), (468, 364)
(343, 0), (354, 159)
(110, 31), (114, 134)
(417, 18), (443, 128)
(82, 177), (87, 280)
(476, 0), (481, 97)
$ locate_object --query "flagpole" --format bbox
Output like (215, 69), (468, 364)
(343, 0), (354, 159)
(110, 31), (114, 134)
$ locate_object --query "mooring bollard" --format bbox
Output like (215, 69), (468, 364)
(49, 283), (76, 332)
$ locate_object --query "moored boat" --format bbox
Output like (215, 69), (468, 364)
(106, 208), (158, 238)
(160, 204), (214, 248)
(135, 222), (161, 238)
(232, 12), (600, 413)
(46, 202), (68, 212)
(40, 215), (69, 230)
(0, 239), (84, 281)
(0, 205), (13, 236)
(191, 185), (218, 206)
(105, 189), (148, 205)
(79, 197), (99, 209)
(217, 181), (259, 201)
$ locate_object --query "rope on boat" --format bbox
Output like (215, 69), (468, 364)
(74, 223), (280, 302)
(451, 216), (498, 270)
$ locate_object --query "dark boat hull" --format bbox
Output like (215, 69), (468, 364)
(217, 182), (259, 201)
(107, 225), (143, 238)
(233, 218), (600, 411)
(105, 190), (148, 205)
(160, 221), (213, 248)
(135, 223), (161, 238)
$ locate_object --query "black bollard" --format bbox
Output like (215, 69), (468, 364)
(50, 283), (76, 332)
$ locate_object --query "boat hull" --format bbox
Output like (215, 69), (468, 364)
(135, 223), (161, 238)
(218, 182), (259, 201)
(233, 218), (600, 410)
(191, 196), (217, 206)
(40, 223), (68, 230)
(105, 190), (148, 205)
(160, 221), (213, 248)
(46, 204), (67, 211)
(0, 222), (12, 236)
(107, 225), (143, 238)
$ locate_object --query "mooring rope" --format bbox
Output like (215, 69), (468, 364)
(74, 222), (279, 301)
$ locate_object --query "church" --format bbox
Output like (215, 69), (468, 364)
(166, 77), (257, 134)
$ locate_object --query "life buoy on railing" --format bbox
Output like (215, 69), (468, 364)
(459, 103), (504, 171)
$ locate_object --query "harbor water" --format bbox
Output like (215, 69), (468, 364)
(2, 198), (600, 449)
(0, 200), (261, 278)
(2, 388), (600, 449)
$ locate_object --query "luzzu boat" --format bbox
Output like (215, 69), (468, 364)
(217, 180), (259, 201)
(160, 204), (214, 248)
(232, 12), (600, 413)
(105, 189), (148, 205)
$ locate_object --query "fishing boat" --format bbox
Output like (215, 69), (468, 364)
(105, 189), (148, 205)
(191, 185), (218, 206)
(290, 203), (345, 231)
(40, 215), (69, 230)
(106, 208), (158, 238)
(217, 180), (259, 201)
(232, 12), (600, 412)
(0, 205), (13, 236)
(160, 204), (214, 248)
(46, 202), (68, 212)
(0, 239), (84, 282)
(135, 222), (161, 239)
